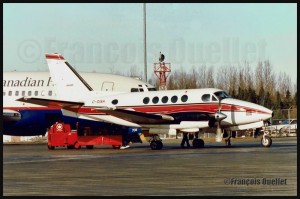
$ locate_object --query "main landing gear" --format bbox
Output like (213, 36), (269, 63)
(192, 138), (205, 148)
(149, 135), (163, 150)
(225, 137), (231, 146)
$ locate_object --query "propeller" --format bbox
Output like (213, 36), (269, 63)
(214, 96), (227, 142)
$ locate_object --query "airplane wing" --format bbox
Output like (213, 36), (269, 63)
(16, 97), (84, 110)
(94, 108), (174, 124)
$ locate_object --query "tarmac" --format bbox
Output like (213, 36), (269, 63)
(3, 137), (297, 196)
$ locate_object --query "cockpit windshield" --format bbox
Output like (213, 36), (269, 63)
(213, 91), (232, 100)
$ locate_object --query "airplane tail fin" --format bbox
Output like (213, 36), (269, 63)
(45, 53), (93, 100)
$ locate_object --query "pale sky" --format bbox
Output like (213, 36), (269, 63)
(3, 3), (297, 83)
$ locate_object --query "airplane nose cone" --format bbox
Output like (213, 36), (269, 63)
(260, 107), (273, 120)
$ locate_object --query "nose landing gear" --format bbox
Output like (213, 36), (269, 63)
(261, 131), (272, 147)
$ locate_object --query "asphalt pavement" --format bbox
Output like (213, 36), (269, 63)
(3, 137), (297, 196)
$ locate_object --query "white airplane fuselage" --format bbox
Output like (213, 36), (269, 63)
(66, 88), (273, 133)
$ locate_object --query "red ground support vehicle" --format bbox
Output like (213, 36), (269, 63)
(47, 122), (123, 150)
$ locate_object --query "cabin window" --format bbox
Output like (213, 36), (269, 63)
(202, 94), (210, 102)
(48, 90), (53, 96)
(22, 91), (25, 96)
(152, 96), (159, 104)
(148, 88), (156, 91)
(171, 96), (178, 103)
(41, 91), (45, 96)
(162, 96), (168, 103)
(131, 88), (139, 92)
(139, 88), (144, 92)
(143, 97), (150, 104)
(3, 92), (5, 96)
(28, 91), (32, 96)
(181, 95), (188, 102)
(112, 99), (118, 105)
(8, 91), (12, 96)
(15, 91), (19, 96)
(34, 91), (38, 96)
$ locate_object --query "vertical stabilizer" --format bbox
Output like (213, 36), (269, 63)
(45, 53), (93, 100)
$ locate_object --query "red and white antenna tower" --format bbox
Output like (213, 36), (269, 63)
(154, 53), (171, 90)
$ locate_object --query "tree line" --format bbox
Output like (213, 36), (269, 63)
(148, 60), (297, 119)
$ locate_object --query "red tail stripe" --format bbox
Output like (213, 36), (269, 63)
(45, 54), (65, 60)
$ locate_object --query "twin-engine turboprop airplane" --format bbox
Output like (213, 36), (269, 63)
(18, 53), (274, 149)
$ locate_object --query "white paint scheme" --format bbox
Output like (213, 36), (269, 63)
(3, 69), (155, 135)
(19, 53), (273, 144)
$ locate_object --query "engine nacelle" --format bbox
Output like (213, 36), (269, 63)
(149, 128), (177, 136)
(3, 110), (21, 122)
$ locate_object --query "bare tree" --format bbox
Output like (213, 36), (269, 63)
(276, 72), (292, 100)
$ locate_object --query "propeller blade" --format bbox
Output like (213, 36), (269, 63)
(215, 122), (223, 142)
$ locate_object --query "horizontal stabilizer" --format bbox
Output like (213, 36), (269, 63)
(16, 97), (84, 110)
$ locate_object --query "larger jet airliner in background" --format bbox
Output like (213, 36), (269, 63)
(3, 70), (156, 136)
(18, 53), (274, 149)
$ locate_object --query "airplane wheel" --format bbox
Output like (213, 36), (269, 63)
(192, 139), (204, 148)
(48, 145), (55, 150)
(86, 145), (94, 149)
(261, 136), (272, 147)
(156, 141), (163, 150)
(112, 145), (121, 149)
(150, 140), (163, 150)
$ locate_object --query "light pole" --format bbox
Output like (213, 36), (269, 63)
(143, 3), (147, 82)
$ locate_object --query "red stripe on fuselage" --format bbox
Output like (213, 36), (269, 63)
(6, 103), (269, 116)
(81, 103), (270, 115)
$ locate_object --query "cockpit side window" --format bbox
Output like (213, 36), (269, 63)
(214, 91), (231, 100)
(201, 94), (210, 102)
(212, 95), (218, 101)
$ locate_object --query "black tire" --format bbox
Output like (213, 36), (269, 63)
(112, 145), (121, 149)
(156, 141), (163, 150)
(48, 145), (55, 150)
(192, 139), (204, 148)
(150, 141), (163, 150)
(261, 136), (272, 147)
(86, 145), (94, 149)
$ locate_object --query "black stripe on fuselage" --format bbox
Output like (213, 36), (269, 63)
(65, 61), (93, 91)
